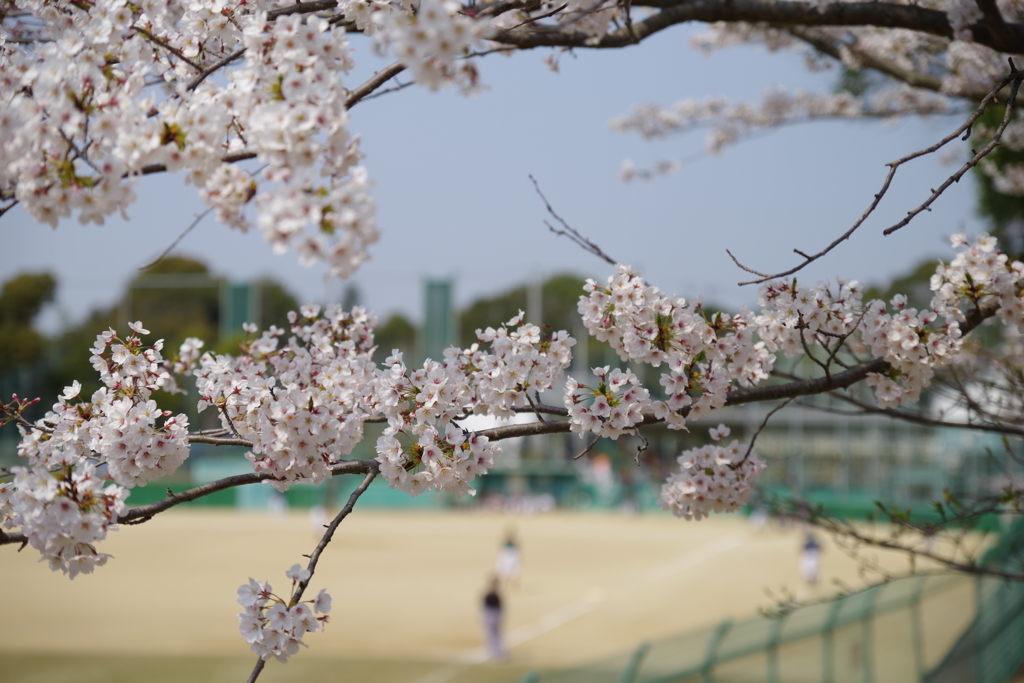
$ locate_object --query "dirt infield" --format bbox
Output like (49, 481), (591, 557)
(0, 508), (971, 678)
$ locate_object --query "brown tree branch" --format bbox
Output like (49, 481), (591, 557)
(345, 61), (407, 109)
(810, 510), (1024, 581)
(883, 62), (1024, 235)
(2, 277), (1014, 550)
(246, 465), (379, 683)
(491, 0), (1024, 54)
(976, 0), (1019, 51)
(786, 27), (946, 94)
(531, 174), (618, 265)
(0, 459), (375, 547)
(732, 66), (1023, 285)
(815, 391), (1024, 438)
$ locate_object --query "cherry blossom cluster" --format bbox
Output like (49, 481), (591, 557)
(679, 4), (1020, 105)
(564, 367), (650, 439)
(365, 312), (574, 495)
(373, 0), (490, 93)
(373, 415), (498, 496)
(194, 305), (378, 489)
(17, 323), (191, 486)
(660, 425), (766, 520)
(448, 312), (576, 419)
(0, 323), (191, 574)
(577, 265), (774, 430)
(614, 9), (1024, 192)
(238, 15), (378, 278)
(1, 461), (128, 578)
(1, 0), (377, 277)
(237, 565), (332, 663)
(366, 350), (488, 496)
(611, 87), (949, 156)
(931, 232), (1024, 331)
(5, 233), (1024, 590)
(755, 272), (959, 409)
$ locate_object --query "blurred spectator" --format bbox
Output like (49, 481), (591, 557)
(309, 504), (327, 535)
(496, 530), (521, 587)
(748, 505), (768, 532)
(481, 577), (505, 660)
(800, 532), (822, 584)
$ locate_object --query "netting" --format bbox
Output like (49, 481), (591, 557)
(521, 517), (1024, 683)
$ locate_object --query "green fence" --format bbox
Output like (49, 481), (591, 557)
(925, 515), (1024, 683)
(519, 517), (1024, 683)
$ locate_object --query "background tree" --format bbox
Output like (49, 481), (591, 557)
(0, 272), (56, 375)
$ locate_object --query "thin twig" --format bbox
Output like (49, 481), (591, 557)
(573, 435), (601, 460)
(290, 467), (378, 604)
(218, 404), (247, 441)
(884, 62), (1024, 235)
(139, 207), (214, 270)
(134, 27), (203, 71)
(187, 434), (254, 447)
(345, 62), (407, 109)
(731, 65), (1024, 285)
(187, 48), (247, 92)
(530, 175), (617, 265)
(813, 512), (1024, 581)
(740, 398), (793, 463)
(523, 390), (548, 423)
(245, 660), (266, 683)
(357, 80), (414, 103)
(247, 466), (379, 683)
(507, 3), (567, 29)
(633, 430), (648, 464)
(816, 391), (1024, 438)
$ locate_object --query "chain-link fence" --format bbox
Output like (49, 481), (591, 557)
(518, 517), (1024, 683)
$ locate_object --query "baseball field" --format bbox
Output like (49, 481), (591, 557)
(0, 507), (978, 683)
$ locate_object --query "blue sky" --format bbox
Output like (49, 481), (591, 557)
(2, 26), (979, 335)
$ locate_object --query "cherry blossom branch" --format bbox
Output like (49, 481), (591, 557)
(187, 434), (254, 447)
(0, 459), (376, 548)
(476, 0), (542, 17)
(813, 391), (1024, 438)
(133, 27), (203, 71)
(355, 79), (414, 103)
(291, 467), (377, 604)
(785, 27), (946, 94)
(481, 283), (1012, 441)
(572, 435), (601, 459)
(730, 66), (1024, 285)
(267, 0), (340, 18)
(492, 0), (1024, 54)
(138, 150), (258, 177)
(530, 174), (617, 265)
(883, 62), (1024, 235)
(976, 0), (1018, 51)
(186, 48), (247, 92)
(774, 497), (1024, 581)
(507, 2), (568, 30)
(345, 61), (407, 109)
(246, 465), (379, 683)
(136, 61), (405, 182)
